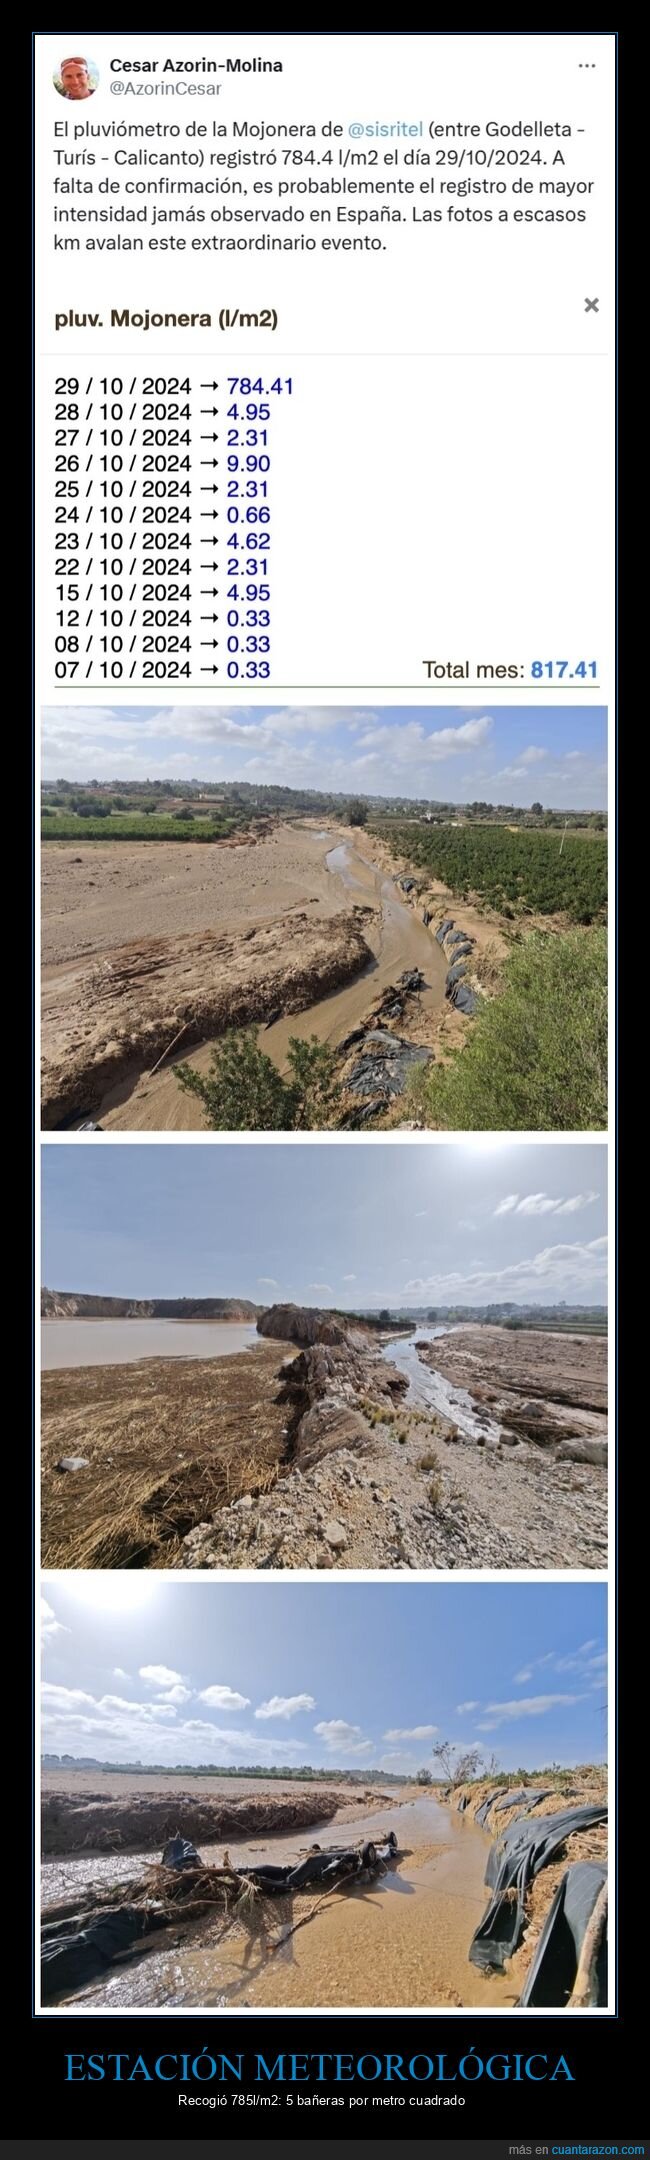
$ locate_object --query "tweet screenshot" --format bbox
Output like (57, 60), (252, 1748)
(33, 32), (622, 2150)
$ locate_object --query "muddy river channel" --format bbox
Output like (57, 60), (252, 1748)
(96, 833), (446, 1129)
(261, 838), (444, 1068)
(43, 1791), (513, 2011)
(383, 1328), (504, 1448)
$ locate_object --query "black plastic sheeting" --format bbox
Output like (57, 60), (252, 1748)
(519, 1861), (607, 2007)
(475, 1789), (502, 1828)
(474, 1785), (552, 1829)
(240, 1832), (399, 1894)
(436, 919), (455, 943)
(469, 1801), (607, 1972)
(162, 1834), (202, 1869)
(41, 1905), (158, 2000)
(450, 985), (481, 1015)
(493, 1786), (553, 1817)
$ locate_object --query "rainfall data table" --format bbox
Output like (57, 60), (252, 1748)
(42, 352), (605, 690)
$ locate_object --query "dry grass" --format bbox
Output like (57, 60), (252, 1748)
(470, 937), (508, 992)
(41, 1344), (288, 1570)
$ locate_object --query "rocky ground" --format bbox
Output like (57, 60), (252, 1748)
(418, 1326), (607, 1467)
(181, 1317), (607, 1573)
(42, 1311), (607, 1571)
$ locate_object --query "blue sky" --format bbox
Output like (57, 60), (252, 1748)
(41, 704), (607, 808)
(42, 1143), (608, 1310)
(41, 1579), (607, 1775)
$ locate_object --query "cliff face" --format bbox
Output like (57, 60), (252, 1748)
(41, 1289), (263, 1321)
(256, 1303), (348, 1347)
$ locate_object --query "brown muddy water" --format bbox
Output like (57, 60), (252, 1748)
(41, 1321), (260, 1371)
(262, 839), (445, 1068)
(42, 1791), (514, 2012)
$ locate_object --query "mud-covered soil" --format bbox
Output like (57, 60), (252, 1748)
(41, 823), (452, 1131)
(41, 826), (346, 967)
(423, 1323), (607, 1413)
(40, 1768), (394, 1819)
(41, 909), (372, 1130)
(41, 1784), (346, 1856)
(419, 1325), (607, 1461)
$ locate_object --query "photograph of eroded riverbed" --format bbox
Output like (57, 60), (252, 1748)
(40, 1578), (608, 2012)
(41, 1141), (608, 1572)
(41, 702), (607, 1132)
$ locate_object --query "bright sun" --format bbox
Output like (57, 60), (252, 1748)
(44, 1575), (163, 1617)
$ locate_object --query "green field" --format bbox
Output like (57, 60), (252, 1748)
(377, 821), (607, 924)
(41, 810), (241, 843)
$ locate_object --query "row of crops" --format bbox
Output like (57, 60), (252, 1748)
(41, 811), (241, 843)
(379, 822), (607, 923)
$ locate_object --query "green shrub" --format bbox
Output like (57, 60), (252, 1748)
(408, 928), (607, 1131)
(175, 1029), (342, 1132)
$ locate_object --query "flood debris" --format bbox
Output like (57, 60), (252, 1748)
(41, 1832), (402, 2002)
(344, 1031), (433, 1101)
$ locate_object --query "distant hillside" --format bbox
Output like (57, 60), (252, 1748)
(41, 1289), (263, 1321)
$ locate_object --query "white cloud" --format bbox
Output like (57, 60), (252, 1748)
(41, 1684), (311, 1769)
(255, 1694), (316, 1721)
(554, 1193), (599, 1216)
(342, 1274), (357, 1283)
(495, 1192), (598, 1220)
(456, 1701), (480, 1715)
(258, 1277), (280, 1288)
(308, 1283), (333, 1294)
(403, 1236), (607, 1305)
(41, 1596), (68, 1643)
(480, 1693), (586, 1730)
(41, 705), (605, 810)
(139, 1664), (185, 1690)
(314, 1718), (375, 1759)
(314, 1719), (361, 1742)
(113, 1667), (131, 1681)
(198, 1684), (251, 1713)
(383, 1724), (437, 1741)
(513, 1193), (565, 1217)
(514, 1642), (605, 1685)
(42, 1682), (96, 1710)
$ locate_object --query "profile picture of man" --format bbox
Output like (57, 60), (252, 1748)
(55, 56), (99, 100)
